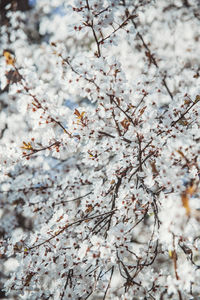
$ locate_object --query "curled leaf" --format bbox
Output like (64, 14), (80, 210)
(120, 118), (130, 130)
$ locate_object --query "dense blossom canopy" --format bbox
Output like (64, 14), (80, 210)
(0, 0), (200, 299)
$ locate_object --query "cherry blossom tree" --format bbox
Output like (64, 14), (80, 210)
(0, 0), (200, 299)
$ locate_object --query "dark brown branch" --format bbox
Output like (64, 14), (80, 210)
(13, 65), (71, 137)
(85, 0), (101, 57)
(23, 141), (61, 157)
(106, 176), (122, 236)
(122, 1), (173, 100)
(99, 15), (137, 45)
(54, 191), (93, 205)
(28, 209), (117, 250)
(103, 266), (114, 300)
(171, 99), (199, 127)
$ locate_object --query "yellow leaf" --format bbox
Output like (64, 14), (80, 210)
(85, 205), (93, 213)
(3, 50), (15, 66)
(88, 151), (94, 157)
(80, 111), (85, 118)
(187, 182), (197, 196)
(74, 109), (85, 120)
(21, 141), (33, 150)
(148, 212), (154, 217)
(74, 109), (85, 125)
(195, 95), (200, 103)
(181, 181), (197, 216)
(181, 193), (190, 216)
(184, 99), (191, 105)
(169, 250), (173, 258)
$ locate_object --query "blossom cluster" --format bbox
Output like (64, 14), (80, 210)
(0, 0), (200, 299)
